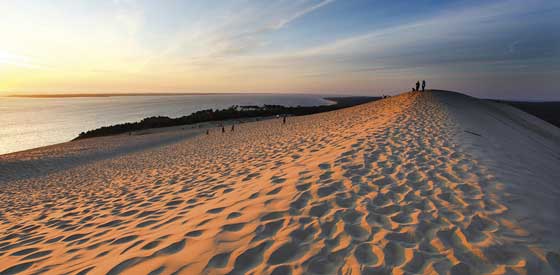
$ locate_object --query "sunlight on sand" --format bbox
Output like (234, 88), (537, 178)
(1, 91), (559, 274)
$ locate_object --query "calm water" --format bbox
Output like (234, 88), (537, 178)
(0, 94), (332, 155)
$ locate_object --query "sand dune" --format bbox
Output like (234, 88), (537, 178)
(1, 90), (559, 274)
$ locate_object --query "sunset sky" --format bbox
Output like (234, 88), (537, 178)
(0, 0), (558, 99)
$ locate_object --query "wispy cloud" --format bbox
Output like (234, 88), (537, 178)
(253, 0), (560, 75)
(269, 0), (335, 30)
(291, 1), (551, 57)
(1, 0), (558, 98)
(143, 0), (336, 67)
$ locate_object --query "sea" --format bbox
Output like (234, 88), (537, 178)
(0, 94), (333, 155)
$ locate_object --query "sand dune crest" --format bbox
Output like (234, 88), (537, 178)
(1, 91), (559, 274)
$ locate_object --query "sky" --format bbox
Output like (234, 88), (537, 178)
(0, 0), (559, 99)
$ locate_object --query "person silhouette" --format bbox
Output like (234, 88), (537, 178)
(416, 81), (420, 92)
(422, 80), (426, 92)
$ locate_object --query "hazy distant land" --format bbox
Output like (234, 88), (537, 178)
(7, 92), (265, 98)
(495, 100), (560, 128)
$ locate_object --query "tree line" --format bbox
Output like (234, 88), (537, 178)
(74, 97), (379, 140)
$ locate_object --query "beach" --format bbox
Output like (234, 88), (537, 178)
(1, 90), (559, 274)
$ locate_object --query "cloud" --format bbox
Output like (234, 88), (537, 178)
(269, 0), (335, 30)
(293, 1), (547, 56)
(226, 1), (336, 53)
(2, 0), (557, 96)
(253, 0), (560, 76)
(156, 0), (335, 58)
(164, 0), (559, 87)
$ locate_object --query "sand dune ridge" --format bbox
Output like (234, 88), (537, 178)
(1, 91), (559, 274)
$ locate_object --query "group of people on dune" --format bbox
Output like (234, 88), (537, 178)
(413, 80), (426, 92)
(207, 115), (287, 135)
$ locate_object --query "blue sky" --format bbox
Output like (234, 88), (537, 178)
(0, 0), (558, 99)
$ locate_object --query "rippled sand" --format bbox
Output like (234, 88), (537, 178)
(1, 90), (559, 274)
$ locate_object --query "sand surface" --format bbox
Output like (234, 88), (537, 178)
(1, 90), (559, 274)
(0, 117), (266, 183)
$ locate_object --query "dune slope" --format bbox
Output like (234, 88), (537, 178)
(1, 91), (559, 274)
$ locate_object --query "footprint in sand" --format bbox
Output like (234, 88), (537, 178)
(1, 91), (558, 274)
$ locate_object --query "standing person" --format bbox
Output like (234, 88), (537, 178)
(231, 123), (235, 132)
(221, 125), (225, 133)
(283, 115), (286, 125)
(416, 81), (420, 92)
(422, 80), (426, 92)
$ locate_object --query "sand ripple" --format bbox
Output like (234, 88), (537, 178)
(1, 91), (559, 274)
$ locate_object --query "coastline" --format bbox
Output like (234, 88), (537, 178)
(5, 92), (296, 98)
(0, 94), (340, 155)
(0, 115), (273, 183)
(0, 97), (376, 182)
(72, 96), (377, 141)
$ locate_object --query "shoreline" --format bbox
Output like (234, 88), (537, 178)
(0, 95), (349, 156)
(72, 96), (377, 141)
(5, 92), (360, 98)
(0, 115), (276, 183)
(0, 97), (376, 181)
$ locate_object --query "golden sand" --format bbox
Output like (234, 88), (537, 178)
(1, 91), (559, 274)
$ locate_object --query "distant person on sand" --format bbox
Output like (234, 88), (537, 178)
(416, 81), (420, 92)
(221, 125), (225, 133)
(231, 124), (235, 132)
(283, 116), (286, 125)
(422, 80), (426, 92)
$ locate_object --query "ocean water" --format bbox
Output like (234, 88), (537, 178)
(0, 94), (332, 155)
